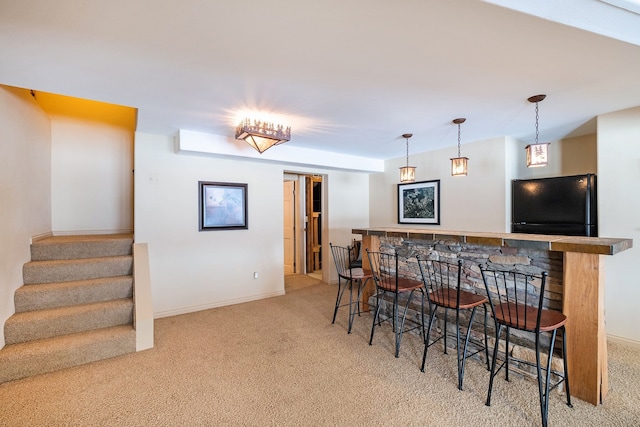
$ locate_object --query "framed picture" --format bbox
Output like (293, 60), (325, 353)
(199, 181), (248, 231)
(398, 180), (440, 225)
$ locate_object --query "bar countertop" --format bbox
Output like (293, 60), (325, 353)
(352, 227), (633, 256)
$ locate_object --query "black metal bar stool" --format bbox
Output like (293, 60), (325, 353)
(480, 266), (572, 427)
(416, 256), (490, 390)
(329, 243), (373, 334)
(366, 249), (425, 358)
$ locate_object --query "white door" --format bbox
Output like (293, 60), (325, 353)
(283, 180), (295, 274)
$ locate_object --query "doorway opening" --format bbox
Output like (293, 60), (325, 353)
(283, 173), (325, 283)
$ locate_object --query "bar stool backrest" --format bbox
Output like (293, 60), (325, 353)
(330, 243), (358, 280)
(480, 267), (547, 333)
(366, 250), (399, 293)
(417, 257), (463, 308)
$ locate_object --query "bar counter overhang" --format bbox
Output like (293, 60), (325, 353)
(352, 227), (633, 406)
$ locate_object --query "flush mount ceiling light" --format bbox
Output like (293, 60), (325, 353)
(235, 118), (291, 154)
(525, 94), (549, 168)
(399, 133), (416, 183)
(450, 118), (468, 176)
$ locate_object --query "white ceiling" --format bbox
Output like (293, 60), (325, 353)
(1, 0), (640, 160)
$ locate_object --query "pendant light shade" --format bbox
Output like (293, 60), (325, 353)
(526, 95), (549, 168)
(450, 118), (468, 176)
(399, 133), (416, 183)
(400, 166), (416, 183)
(525, 143), (549, 167)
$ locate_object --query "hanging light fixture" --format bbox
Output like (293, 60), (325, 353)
(450, 118), (468, 176)
(525, 94), (549, 167)
(399, 133), (416, 183)
(235, 118), (291, 154)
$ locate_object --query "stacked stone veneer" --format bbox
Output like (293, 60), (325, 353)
(369, 236), (566, 382)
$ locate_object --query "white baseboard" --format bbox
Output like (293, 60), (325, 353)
(153, 290), (286, 319)
(30, 231), (53, 244)
(607, 334), (640, 349)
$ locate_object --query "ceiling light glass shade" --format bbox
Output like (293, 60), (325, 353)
(399, 166), (416, 183)
(525, 143), (549, 167)
(235, 118), (291, 154)
(450, 156), (468, 176)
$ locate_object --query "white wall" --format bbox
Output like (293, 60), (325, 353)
(134, 133), (370, 317)
(369, 136), (512, 233)
(51, 117), (133, 234)
(597, 107), (640, 343)
(325, 171), (370, 283)
(0, 86), (51, 347)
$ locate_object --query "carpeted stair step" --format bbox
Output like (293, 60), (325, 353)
(0, 233), (142, 384)
(22, 256), (133, 285)
(30, 234), (133, 261)
(4, 299), (133, 345)
(14, 276), (133, 313)
(0, 325), (136, 384)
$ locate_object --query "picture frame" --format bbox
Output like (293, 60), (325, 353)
(398, 180), (440, 225)
(199, 181), (248, 231)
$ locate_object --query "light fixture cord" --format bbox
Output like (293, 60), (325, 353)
(406, 137), (410, 167)
(535, 101), (540, 144)
(457, 123), (462, 157)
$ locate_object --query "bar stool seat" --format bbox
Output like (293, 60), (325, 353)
(493, 302), (567, 332)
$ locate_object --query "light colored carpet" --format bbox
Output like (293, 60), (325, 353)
(284, 273), (323, 292)
(0, 278), (638, 426)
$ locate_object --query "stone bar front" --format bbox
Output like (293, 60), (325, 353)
(352, 227), (632, 406)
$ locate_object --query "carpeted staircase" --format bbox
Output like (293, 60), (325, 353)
(0, 234), (137, 383)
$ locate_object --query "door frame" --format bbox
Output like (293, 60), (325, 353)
(283, 179), (296, 274)
(283, 172), (327, 281)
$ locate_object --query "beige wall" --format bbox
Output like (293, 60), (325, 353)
(597, 106), (640, 343)
(370, 136), (513, 232)
(50, 117), (134, 234)
(134, 133), (370, 317)
(560, 134), (598, 176)
(38, 94), (136, 235)
(0, 86), (52, 347)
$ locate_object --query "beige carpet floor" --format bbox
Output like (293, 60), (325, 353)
(1, 276), (639, 426)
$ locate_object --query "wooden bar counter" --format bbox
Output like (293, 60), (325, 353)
(352, 227), (633, 406)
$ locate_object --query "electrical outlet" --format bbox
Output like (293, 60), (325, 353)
(253, 272), (258, 279)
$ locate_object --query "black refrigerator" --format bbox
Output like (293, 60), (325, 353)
(511, 174), (597, 237)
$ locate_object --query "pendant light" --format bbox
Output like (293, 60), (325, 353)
(450, 118), (468, 176)
(525, 94), (549, 167)
(399, 133), (416, 183)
